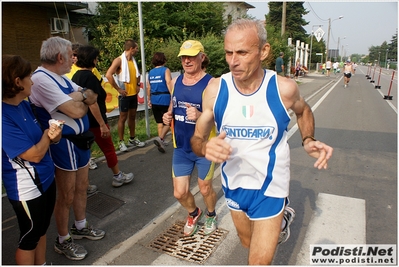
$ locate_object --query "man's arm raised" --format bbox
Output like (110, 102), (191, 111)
(191, 78), (232, 162)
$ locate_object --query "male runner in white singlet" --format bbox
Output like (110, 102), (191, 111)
(191, 19), (333, 265)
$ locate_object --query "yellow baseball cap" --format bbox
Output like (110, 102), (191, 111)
(177, 40), (204, 57)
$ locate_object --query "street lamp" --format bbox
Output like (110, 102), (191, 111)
(378, 51), (381, 66)
(341, 44), (344, 62)
(326, 15), (343, 65)
(309, 24), (322, 71)
(343, 44), (348, 61)
(337, 36), (345, 62)
(385, 49), (389, 69)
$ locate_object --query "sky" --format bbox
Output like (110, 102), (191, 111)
(247, 1), (398, 56)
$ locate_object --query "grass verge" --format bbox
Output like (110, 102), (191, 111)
(90, 110), (160, 158)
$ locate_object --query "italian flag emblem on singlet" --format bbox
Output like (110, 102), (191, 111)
(242, 105), (254, 119)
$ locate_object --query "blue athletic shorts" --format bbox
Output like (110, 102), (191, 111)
(49, 138), (90, 171)
(223, 185), (289, 220)
(172, 148), (215, 180)
(119, 95), (138, 112)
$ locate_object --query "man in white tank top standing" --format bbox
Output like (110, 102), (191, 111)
(191, 19), (333, 265)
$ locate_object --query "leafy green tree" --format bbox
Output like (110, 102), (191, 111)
(265, 2), (310, 71)
(388, 31), (397, 62)
(142, 2), (226, 40)
(85, 2), (140, 72)
(83, 2), (226, 76)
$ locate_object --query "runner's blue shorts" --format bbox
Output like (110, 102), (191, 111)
(172, 148), (215, 180)
(50, 138), (90, 171)
(223, 184), (289, 220)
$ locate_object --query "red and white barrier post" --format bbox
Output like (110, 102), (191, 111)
(375, 68), (382, 89)
(370, 65), (377, 83)
(366, 64), (371, 79)
(383, 70), (395, 100)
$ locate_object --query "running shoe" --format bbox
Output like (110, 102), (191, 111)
(278, 206), (296, 244)
(119, 141), (128, 152)
(54, 236), (87, 261)
(203, 215), (218, 235)
(89, 158), (98, 170)
(153, 136), (166, 153)
(184, 208), (203, 236)
(112, 172), (134, 187)
(87, 184), (98, 194)
(70, 222), (105, 241)
(128, 137), (145, 148)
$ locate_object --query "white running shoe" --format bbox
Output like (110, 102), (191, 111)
(112, 172), (134, 187)
(153, 137), (166, 153)
(119, 141), (128, 152)
(128, 137), (145, 148)
(89, 158), (98, 170)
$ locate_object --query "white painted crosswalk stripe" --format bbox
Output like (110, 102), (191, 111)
(295, 193), (366, 265)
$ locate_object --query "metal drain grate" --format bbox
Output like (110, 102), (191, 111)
(146, 220), (229, 264)
(86, 192), (125, 218)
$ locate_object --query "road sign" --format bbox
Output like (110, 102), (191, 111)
(314, 27), (325, 42)
(316, 53), (323, 55)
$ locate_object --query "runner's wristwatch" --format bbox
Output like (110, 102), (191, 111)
(81, 87), (88, 102)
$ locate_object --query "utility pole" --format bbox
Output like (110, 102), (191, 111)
(281, 2), (286, 36)
(326, 18), (331, 65)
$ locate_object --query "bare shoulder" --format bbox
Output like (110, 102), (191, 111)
(106, 57), (122, 75)
(205, 77), (221, 95)
(276, 75), (300, 108)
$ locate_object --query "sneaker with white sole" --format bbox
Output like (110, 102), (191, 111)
(112, 172), (134, 187)
(184, 208), (203, 236)
(87, 184), (98, 194)
(203, 215), (217, 235)
(128, 137), (145, 148)
(278, 206), (296, 244)
(89, 158), (98, 170)
(54, 236), (87, 261)
(70, 222), (105, 241)
(119, 141), (128, 152)
(153, 136), (166, 153)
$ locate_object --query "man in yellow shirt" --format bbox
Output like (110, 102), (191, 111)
(105, 39), (145, 151)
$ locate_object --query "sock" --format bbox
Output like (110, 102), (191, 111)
(58, 233), (70, 244)
(189, 207), (199, 217)
(130, 136), (135, 140)
(207, 210), (216, 217)
(114, 171), (122, 178)
(75, 218), (87, 230)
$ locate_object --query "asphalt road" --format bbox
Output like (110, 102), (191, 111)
(2, 68), (397, 265)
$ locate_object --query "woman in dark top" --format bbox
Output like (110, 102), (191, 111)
(72, 46), (133, 188)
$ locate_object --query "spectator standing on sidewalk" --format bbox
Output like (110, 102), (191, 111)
(66, 43), (99, 194)
(162, 40), (218, 236)
(73, 45), (134, 188)
(147, 52), (172, 153)
(29, 36), (105, 261)
(275, 52), (285, 76)
(2, 55), (62, 265)
(105, 39), (145, 152)
(191, 19), (333, 265)
(295, 58), (301, 80)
